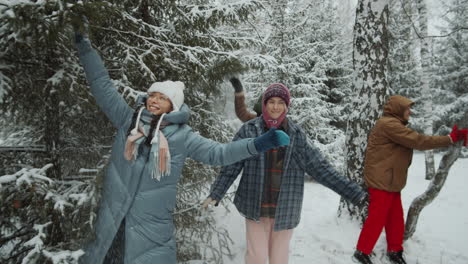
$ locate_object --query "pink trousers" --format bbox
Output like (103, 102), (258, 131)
(245, 217), (294, 264)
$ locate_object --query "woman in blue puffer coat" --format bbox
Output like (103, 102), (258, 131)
(74, 33), (289, 264)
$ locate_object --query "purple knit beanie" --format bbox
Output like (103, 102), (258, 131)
(261, 83), (291, 128)
(262, 83), (290, 106)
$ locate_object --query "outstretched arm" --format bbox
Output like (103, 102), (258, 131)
(186, 125), (289, 166)
(383, 120), (452, 151)
(185, 128), (258, 166)
(297, 136), (366, 205)
(207, 159), (245, 205)
(206, 129), (248, 205)
(75, 34), (133, 128)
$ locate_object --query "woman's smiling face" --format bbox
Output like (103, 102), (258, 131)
(265, 97), (286, 119)
(146, 92), (173, 115)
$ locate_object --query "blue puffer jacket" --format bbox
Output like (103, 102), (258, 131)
(76, 38), (258, 264)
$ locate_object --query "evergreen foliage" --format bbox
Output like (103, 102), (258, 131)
(431, 0), (468, 136)
(0, 163), (102, 263)
(387, 0), (433, 135)
(387, 1), (421, 108)
(387, 0), (467, 136)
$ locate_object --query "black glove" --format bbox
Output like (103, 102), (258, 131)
(230, 77), (243, 93)
(72, 15), (89, 43)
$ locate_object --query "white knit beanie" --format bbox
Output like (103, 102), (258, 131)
(147, 81), (185, 112)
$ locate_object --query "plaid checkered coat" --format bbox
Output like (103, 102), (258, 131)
(209, 117), (366, 231)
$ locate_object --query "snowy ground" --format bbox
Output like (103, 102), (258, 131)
(212, 152), (468, 264)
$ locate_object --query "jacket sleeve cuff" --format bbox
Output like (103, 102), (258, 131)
(75, 37), (93, 55)
(209, 192), (223, 206)
(352, 190), (367, 205)
(247, 139), (258, 156)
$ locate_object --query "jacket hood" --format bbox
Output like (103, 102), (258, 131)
(163, 103), (190, 124)
(383, 95), (414, 123)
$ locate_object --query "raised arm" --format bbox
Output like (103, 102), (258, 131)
(230, 77), (258, 122)
(75, 34), (133, 128)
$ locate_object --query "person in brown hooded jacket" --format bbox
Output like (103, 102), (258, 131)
(352, 95), (468, 264)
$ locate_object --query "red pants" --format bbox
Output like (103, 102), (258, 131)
(356, 188), (404, 254)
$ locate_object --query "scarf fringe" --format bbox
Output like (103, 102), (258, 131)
(150, 131), (171, 181)
(124, 111), (172, 181)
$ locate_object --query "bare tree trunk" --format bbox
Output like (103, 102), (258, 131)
(44, 48), (61, 180)
(339, 0), (390, 222)
(405, 113), (468, 240)
(415, 0), (436, 180)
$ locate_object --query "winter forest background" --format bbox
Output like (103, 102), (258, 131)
(0, 0), (467, 263)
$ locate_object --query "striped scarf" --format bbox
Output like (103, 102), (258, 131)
(261, 120), (288, 217)
(123, 107), (171, 181)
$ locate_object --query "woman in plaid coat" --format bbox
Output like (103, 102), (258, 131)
(203, 81), (367, 264)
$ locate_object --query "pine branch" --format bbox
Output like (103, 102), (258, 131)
(0, 226), (36, 245)
(4, 245), (35, 262)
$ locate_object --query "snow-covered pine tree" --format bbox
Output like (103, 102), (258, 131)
(284, 0), (354, 167)
(0, 161), (106, 263)
(431, 0), (468, 138)
(0, 1), (115, 180)
(387, 0), (421, 105)
(340, 0), (390, 221)
(0, 2), (114, 261)
(403, 0), (468, 239)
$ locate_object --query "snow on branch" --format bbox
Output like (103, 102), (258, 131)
(1, 162), (100, 263)
(22, 222), (51, 264)
(0, 163), (54, 187)
(42, 249), (84, 264)
(0, 66), (12, 103)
